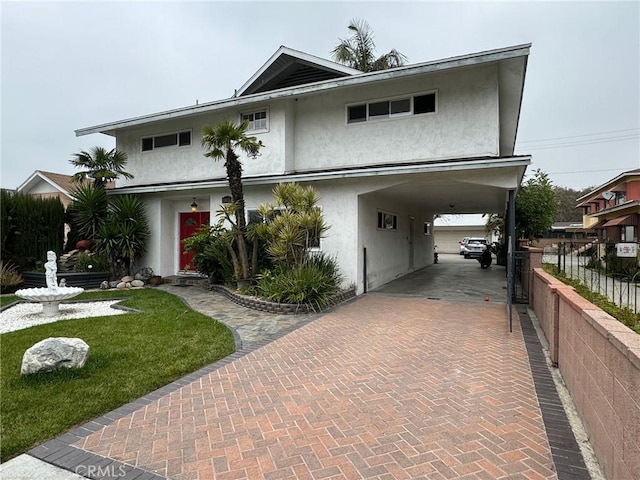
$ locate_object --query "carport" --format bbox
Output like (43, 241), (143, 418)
(356, 156), (528, 327)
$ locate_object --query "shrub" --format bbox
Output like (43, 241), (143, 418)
(1, 190), (65, 271)
(183, 225), (238, 284)
(253, 253), (343, 310)
(254, 183), (328, 270)
(544, 264), (640, 334)
(74, 252), (109, 273)
(95, 195), (150, 278)
(0, 261), (24, 293)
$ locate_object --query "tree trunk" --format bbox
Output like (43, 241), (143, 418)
(225, 149), (250, 279)
(225, 242), (241, 281)
(251, 236), (258, 277)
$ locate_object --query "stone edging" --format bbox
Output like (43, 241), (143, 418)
(210, 285), (356, 314)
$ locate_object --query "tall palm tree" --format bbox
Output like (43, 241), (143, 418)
(201, 120), (263, 281)
(70, 146), (133, 188)
(331, 19), (407, 72)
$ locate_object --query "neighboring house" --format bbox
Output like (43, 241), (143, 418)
(76, 44), (531, 294)
(16, 170), (81, 208)
(577, 168), (640, 244)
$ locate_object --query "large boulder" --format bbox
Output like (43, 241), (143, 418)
(21, 337), (90, 375)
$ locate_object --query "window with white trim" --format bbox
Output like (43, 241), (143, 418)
(241, 110), (268, 131)
(347, 92), (437, 124)
(141, 130), (191, 152)
(377, 211), (398, 230)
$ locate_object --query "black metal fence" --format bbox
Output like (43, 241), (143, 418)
(543, 241), (640, 314)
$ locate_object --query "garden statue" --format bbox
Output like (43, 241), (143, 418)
(15, 251), (84, 317)
(44, 250), (59, 291)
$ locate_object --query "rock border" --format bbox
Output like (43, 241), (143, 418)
(210, 285), (356, 314)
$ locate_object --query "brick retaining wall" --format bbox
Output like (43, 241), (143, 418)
(530, 267), (640, 479)
(210, 285), (356, 314)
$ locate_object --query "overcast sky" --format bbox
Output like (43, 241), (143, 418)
(1, 1), (638, 192)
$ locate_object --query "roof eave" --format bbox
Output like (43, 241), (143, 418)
(109, 155), (531, 195)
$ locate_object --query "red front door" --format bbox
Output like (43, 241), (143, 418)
(179, 212), (210, 271)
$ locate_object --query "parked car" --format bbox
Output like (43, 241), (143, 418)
(462, 238), (488, 259)
(459, 237), (471, 255)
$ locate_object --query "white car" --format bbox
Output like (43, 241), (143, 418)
(462, 238), (488, 259)
(459, 237), (471, 255)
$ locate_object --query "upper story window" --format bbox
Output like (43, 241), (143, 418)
(347, 92), (437, 124)
(142, 130), (191, 152)
(241, 110), (268, 131)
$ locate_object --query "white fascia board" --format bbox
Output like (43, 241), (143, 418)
(235, 46), (360, 97)
(76, 43), (531, 138)
(15, 171), (42, 192)
(111, 156), (531, 195)
(16, 171), (69, 197)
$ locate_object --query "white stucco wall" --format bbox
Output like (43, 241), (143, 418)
(115, 61), (503, 289)
(114, 63), (500, 189)
(115, 105), (287, 187)
(135, 176), (436, 292)
(293, 64), (499, 170)
(357, 191), (434, 293)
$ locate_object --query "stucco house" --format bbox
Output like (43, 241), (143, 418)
(577, 167), (640, 243)
(76, 44), (531, 294)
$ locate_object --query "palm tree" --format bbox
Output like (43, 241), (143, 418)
(201, 120), (263, 282)
(70, 146), (133, 188)
(331, 19), (407, 72)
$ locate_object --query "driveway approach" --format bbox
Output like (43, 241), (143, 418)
(21, 259), (591, 480)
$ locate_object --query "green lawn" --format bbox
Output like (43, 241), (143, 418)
(0, 288), (235, 460)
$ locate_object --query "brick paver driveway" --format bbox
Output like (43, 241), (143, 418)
(69, 295), (558, 479)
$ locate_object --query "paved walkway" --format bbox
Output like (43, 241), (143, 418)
(5, 258), (593, 479)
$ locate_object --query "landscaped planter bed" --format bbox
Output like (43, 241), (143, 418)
(22, 271), (110, 289)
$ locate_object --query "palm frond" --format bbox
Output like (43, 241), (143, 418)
(331, 18), (407, 72)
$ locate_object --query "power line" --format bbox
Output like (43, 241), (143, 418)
(517, 128), (640, 144)
(546, 167), (638, 176)
(520, 134), (639, 151)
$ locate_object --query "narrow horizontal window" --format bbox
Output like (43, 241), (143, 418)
(141, 130), (191, 152)
(347, 92), (436, 125)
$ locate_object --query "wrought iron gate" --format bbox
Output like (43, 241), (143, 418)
(512, 250), (530, 304)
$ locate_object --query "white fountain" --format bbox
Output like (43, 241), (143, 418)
(15, 251), (84, 318)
